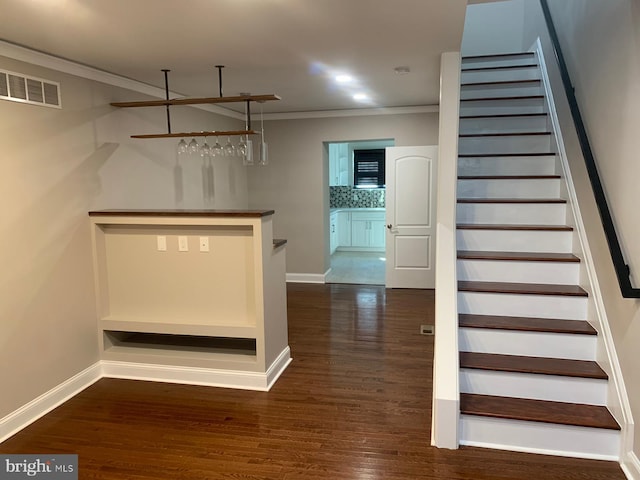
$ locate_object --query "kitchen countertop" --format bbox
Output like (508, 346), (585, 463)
(330, 207), (385, 214)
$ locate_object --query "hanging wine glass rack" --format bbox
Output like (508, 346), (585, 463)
(110, 66), (280, 139)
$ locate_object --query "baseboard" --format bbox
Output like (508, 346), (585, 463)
(0, 363), (102, 443)
(265, 347), (293, 390)
(621, 450), (640, 480)
(101, 348), (292, 392)
(286, 273), (327, 283)
(459, 439), (619, 462)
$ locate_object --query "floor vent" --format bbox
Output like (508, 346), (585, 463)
(0, 69), (61, 108)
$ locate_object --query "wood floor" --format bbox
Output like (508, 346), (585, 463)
(0, 284), (625, 479)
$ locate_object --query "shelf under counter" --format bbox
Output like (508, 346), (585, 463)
(100, 317), (257, 339)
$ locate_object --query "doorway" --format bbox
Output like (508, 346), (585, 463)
(326, 139), (394, 285)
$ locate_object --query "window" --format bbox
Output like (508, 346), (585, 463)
(353, 149), (385, 188)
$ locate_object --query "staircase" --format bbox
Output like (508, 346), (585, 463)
(456, 52), (621, 459)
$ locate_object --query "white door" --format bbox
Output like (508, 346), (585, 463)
(385, 146), (437, 288)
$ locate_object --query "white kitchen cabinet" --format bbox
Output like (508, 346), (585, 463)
(337, 211), (351, 246)
(329, 143), (350, 186)
(350, 211), (385, 250)
(330, 212), (338, 254)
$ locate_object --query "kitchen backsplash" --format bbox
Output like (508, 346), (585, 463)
(330, 186), (385, 208)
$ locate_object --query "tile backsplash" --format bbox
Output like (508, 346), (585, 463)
(330, 186), (385, 208)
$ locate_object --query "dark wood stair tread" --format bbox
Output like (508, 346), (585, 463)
(459, 152), (556, 158)
(461, 64), (538, 72)
(461, 95), (544, 102)
(462, 52), (535, 61)
(459, 132), (551, 137)
(457, 224), (573, 231)
(458, 281), (588, 296)
(458, 175), (561, 180)
(459, 313), (597, 335)
(457, 198), (566, 204)
(461, 79), (541, 87)
(457, 250), (579, 262)
(460, 393), (620, 430)
(460, 113), (548, 119)
(460, 352), (607, 379)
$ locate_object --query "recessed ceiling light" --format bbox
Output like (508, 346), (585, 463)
(353, 93), (368, 101)
(394, 66), (411, 75)
(335, 74), (353, 83)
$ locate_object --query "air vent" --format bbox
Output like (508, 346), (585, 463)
(0, 69), (61, 108)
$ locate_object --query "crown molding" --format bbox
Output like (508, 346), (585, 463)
(263, 104), (439, 121)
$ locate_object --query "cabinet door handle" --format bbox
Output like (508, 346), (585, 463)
(387, 224), (392, 229)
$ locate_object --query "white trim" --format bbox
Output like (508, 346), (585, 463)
(534, 37), (634, 459)
(286, 273), (327, 283)
(0, 363), (102, 443)
(0, 40), (244, 120)
(101, 347), (291, 392)
(460, 440), (620, 462)
(431, 51), (461, 449)
(263, 105), (439, 121)
(0, 40), (437, 121)
(0, 350), (292, 444)
(264, 347), (293, 390)
(621, 450), (640, 480)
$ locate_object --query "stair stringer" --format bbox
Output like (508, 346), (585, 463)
(532, 37), (634, 462)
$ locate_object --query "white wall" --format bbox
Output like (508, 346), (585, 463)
(522, 0), (640, 467)
(461, 0), (526, 56)
(246, 113), (439, 276)
(0, 54), (245, 419)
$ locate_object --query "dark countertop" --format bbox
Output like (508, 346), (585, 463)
(89, 209), (275, 218)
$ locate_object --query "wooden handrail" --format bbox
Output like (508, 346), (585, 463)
(540, 0), (640, 298)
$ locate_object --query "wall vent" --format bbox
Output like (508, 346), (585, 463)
(0, 69), (61, 108)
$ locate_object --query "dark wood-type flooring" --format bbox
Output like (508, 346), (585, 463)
(0, 284), (626, 479)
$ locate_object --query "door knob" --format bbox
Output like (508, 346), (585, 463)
(387, 224), (392, 229)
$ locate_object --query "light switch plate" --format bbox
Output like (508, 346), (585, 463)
(156, 235), (167, 251)
(199, 236), (209, 252)
(178, 236), (189, 252)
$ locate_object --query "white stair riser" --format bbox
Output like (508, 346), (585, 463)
(457, 259), (580, 285)
(460, 84), (542, 99)
(457, 203), (566, 225)
(459, 135), (552, 155)
(459, 115), (549, 134)
(461, 97), (544, 114)
(460, 415), (620, 460)
(458, 291), (587, 320)
(457, 229), (572, 253)
(461, 56), (537, 69)
(457, 178), (560, 199)
(459, 328), (595, 360)
(461, 69), (540, 84)
(458, 155), (557, 176)
(460, 369), (607, 405)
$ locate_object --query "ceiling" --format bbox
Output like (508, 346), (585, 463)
(0, 0), (487, 115)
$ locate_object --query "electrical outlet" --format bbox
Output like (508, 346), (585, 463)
(156, 236), (167, 251)
(199, 236), (209, 252)
(420, 325), (434, 335)
(178, 236), (189, 252)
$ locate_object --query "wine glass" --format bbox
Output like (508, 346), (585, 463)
(237, 136), (247, 157)
(177, 139), (188, 156)
(200, 139), (211, 158)
(224, 136), (236, 156)
(212, 137), (223, 157)
(188, 138), (199, 154)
